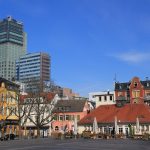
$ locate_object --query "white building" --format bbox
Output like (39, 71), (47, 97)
(89, 91), (115, 108)
(21, 93), (59, 137)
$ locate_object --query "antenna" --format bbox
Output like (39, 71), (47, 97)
(114, 73), (117, 83)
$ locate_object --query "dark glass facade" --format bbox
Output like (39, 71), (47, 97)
(0, 16), (23, 45)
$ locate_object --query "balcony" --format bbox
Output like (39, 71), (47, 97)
(144, 95), (150, 102)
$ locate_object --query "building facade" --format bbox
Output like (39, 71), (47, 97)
(78, 76), (150, 137)
(89, 91), (115, 108)
(0, 77), (20, 137)
(79, 103), (150, 136)
(0, 16), (27, 80)
(115, 77), (150, 106)
(62, 88), (79, 99)
(16, 52), (50, 92)
(20, 92), (57, 137)
(52, 100), (91, 134)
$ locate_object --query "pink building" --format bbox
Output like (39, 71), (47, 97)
(52, 99), (90, 132)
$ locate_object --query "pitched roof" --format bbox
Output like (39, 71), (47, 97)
(115, 82), (130, 91)
(141, 81), (150, 89)
(79, 104), (150, 125)
(0, 77), (20, 90)
(20, 92), (56, 102)
(53, 99), (87, 113)
(115, 80), (150, 91)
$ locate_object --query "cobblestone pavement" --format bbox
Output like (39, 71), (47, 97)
(0, 138), (150, 150)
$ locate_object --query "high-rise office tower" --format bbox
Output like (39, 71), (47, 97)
(16, 52), (50, 91)
(0, 16), (27, 80)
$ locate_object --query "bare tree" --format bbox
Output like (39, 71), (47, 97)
(20, 78), (57, 138)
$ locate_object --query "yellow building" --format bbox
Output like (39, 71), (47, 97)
(0, 77), (19, 137)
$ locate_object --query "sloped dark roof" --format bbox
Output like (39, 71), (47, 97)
(141, 81), (150, 89)
(115, 80), (150, 91)
(79, 104), (150, 125)
(0, 77), (19, 90)
(115, 82), (130, 91)
(53, 99), (87, 113)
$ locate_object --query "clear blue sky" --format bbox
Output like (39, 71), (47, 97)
(1, 0), (150, 96)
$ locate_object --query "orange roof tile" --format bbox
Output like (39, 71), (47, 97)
(20, 92), (56, 102)
(79, 104), (150, 125)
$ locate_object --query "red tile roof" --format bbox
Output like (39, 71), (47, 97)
(20, 92), (56, 102)
(79, 104), (150, 125)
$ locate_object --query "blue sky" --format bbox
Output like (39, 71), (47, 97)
(1, 0), (150, 96)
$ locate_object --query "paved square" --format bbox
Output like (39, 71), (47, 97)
(0, 138), (150, 150)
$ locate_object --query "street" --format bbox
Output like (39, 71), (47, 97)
(0, 138), (150, 150)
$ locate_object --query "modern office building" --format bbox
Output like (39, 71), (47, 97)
(16, 52), (50, 91)
(0, 16), (27, 80)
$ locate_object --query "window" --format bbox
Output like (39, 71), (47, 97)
(146, 92), (150, 96)
(132, 90), (140, 98)
(119, 127), (123, 134)
(70, 115), (74, 120)
(58, 107), (63, 111)
(110, 96), (113, 101)
(134, 82), (138, 88)
(65, 115), (70, 120)
(59, 115), (64, 121)
(53, 115), (58, 120)
(99, 96), (101, 101)
(104, 96), (107, 101)
(119, 85), (122, 89)
(77, 115), (80, 121)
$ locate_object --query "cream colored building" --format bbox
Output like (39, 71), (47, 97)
(0, 77), (19, 137)
(89, 91), (115, 108)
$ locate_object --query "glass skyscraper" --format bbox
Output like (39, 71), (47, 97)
(0, 16), (27, 80)
(16, 52), (50, 91)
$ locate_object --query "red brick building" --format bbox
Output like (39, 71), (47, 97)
(115, 77), (150, 106)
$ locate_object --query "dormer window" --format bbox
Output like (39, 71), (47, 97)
(119, 85), (122, 89)
(147, 82), (149, 87)
(134, 82), (138, 88)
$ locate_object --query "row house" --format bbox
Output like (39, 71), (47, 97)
(20, 92), (58, 137)
(115, 77), (150, 106)
(52, 99), (91, 133)
(0, 77), (19, 137)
